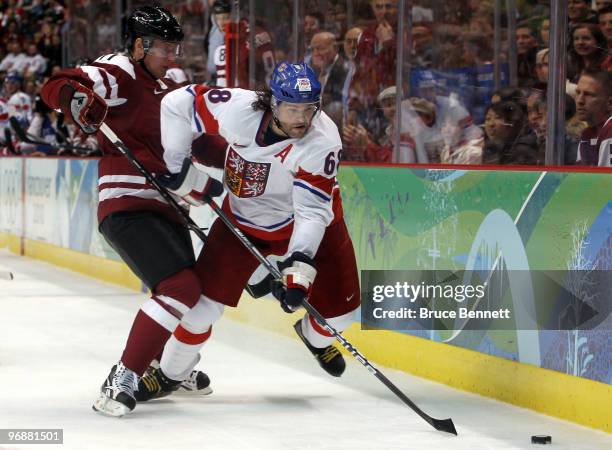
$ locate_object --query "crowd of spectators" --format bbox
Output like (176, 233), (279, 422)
(0, 0), (99, 157)
(201, 0), (611, 167)
(3, 0), (612, 167)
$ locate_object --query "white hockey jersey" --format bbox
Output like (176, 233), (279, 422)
(161, 86), (342, 257)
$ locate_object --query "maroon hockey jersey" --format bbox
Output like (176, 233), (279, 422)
(41, 54), (205, 224)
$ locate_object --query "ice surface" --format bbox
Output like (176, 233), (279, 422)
(1, 250), (610, 450)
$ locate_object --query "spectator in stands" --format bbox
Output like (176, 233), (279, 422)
(411, 22), (435, 68)
(19, 94), (60, 156)
(37, 21), (62, 68)
(491, 86), (528, 112)
(599, 5), (612, 49)
(460, 32), (495, 124)
(1, 72), (31, 128)
(527, 88), (547, 139)
(23, 78), (37, 98)
(310, 31), (346, 127)
(439, 120), (484, 165)
(596, 0), (612, 11)
(523, 88), (548, 164)
(535, 48), (578, 98)
(400, 77), (483, 164)
(343, 85), (396, 163)
(529, 88), (581, 165)
(482, 101), (537, 165)
(0, 41), (26, 73)
(568, 0), (598, 27)
(435, 24), (466, 69)
(540, 19), (550, 47)
(575, 69), (612, 166)
(22, 43), (47, 79)
(567, 23), (612, 83)
(301, 11), (325, 63)
(328, 2), (348, 39)
(466, 0), (494, 37)
(352, 0), (398, 104)
(341, 27), (362, 124)
(516, 22), (539, 88)
(1, 20), (21, 49)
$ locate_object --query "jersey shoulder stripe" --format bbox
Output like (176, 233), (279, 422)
(295, 167), (334, 195)
(192, 85), (220, 134)
(93, 54), (136, 79)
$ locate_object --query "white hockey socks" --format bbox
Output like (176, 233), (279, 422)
(160, 295), (224, 380)
(299, 310), (355, 348)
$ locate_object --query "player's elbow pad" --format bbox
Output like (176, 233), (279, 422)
(160, 158), (224, 206)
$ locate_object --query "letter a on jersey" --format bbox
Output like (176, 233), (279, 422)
(274, 144), (293, 163)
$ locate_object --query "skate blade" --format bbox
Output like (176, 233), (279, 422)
(174, 386), (213, 396)
(92, 393), (133, 417)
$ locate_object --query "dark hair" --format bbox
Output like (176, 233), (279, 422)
(568, 23), (609, 81)
(486, 101), (526, 137)
(516, 21), (538, 39)
(491, 87), (528, 111)
(305, 11), (325, 27)
(252, 88), (272, 111)
(600, 5), (612, 16)
(579, 68), (612, 98)
(525, 87), (578, 123)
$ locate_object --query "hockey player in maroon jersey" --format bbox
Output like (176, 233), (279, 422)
(40, 6), (224, 417)
(136, 62), (360, 398)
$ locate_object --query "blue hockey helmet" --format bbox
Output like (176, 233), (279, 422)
(269, 61), (321, 104)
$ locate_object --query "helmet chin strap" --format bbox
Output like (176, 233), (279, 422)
(130, 37), (153, 63)
(272, 115), (293, 137)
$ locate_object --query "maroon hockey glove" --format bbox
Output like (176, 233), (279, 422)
(59, 80), (108, 134)
(271, 252), (317, 313)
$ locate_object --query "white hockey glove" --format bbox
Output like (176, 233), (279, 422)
(271, 252), (317, 313)
(158, 158), (224, 206)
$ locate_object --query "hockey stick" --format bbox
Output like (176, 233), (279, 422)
(203, 198), (457, 435)
(10, 117), (93, 154)
(99, 122), (457, 436)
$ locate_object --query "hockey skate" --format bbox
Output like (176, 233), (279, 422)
(294, 319), (346, 377)
(136, 362), (212, 402)
(92, 362), (139, 417)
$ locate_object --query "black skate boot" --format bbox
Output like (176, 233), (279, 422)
(294, 319), (346, 377)
(136, 360), (212, 402)
(135, 366), (182, 402)
(92, 362), (139, 417)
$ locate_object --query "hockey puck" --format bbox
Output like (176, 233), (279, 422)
(531, 435), (551, 445)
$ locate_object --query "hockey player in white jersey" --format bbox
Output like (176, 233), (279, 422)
(140, 61), (361, 395)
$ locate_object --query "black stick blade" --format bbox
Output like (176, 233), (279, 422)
(431, 418), (457, 435)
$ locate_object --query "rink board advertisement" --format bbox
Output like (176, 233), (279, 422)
(0, 157), (23, 239)
(0, 158), (610, 424)
(340, 167), (611, 387)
